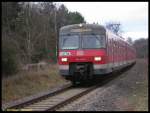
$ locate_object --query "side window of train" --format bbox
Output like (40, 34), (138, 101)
(114, 40), (115, 47)
(106, 35), (108, 49)
(110, 39), (111, 53)
(119, 42), (120, 56)
(106, 37), (107, 46)
(109, 37), (110, 49)
(106, 35), (108, 51)
(113, 39), (115, 47)
(118, 41), (119, 55)
(112, 39), (114, 48)
(112, 39), (113, 52)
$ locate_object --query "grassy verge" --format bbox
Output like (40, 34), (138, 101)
(126, 59), (148, 111)
(125, 78), (148, 111)
(2, 64), (68, 104)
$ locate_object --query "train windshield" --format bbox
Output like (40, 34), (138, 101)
(82, 35), (105, 49)
(60, 35), (79, 50)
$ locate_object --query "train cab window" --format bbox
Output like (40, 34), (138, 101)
(82, 35), (105, 49)
(60, 35), (79, 50)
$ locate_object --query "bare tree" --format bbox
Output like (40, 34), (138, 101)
(133, 38), (148, 58)
(126, 37), (133, 45)
(2, 2), (86, 75)
(105, 21), (123, 35)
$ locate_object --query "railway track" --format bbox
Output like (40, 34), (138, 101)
(5, 83), (100, 111)
(4, 66), (132, 111)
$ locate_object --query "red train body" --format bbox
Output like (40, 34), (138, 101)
(58, 24), (136, 83)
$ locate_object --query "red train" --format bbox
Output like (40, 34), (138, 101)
(58, 24), (136, 84)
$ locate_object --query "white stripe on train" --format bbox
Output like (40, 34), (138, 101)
(59, 59), (135, 70)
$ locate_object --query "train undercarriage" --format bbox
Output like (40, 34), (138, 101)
(64, 62), (94, 84)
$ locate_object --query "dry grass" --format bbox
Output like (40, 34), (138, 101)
(2, 64), (68, 104)
(129, 59), (148, 111)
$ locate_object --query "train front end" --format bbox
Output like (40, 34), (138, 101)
(58, 24), (107, 83)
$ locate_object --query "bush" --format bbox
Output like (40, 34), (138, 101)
(2, 46), (18, 76)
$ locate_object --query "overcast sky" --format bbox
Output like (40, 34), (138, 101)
(58, 2), (148, 41)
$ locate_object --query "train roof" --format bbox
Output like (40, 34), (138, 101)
(60, 23), (106, 34)
(60, 23), (105, 30)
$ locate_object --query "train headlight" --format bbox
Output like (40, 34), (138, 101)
(94, 57), (102, 61)
(61, 58), (68, 62)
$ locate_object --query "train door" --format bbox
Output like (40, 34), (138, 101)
(112, 38), (114, 67)
(106, 33), (111, 64)
(125, 43), (127, 63)
(110, 38), (112, 65)
(106, 34), (109, 63)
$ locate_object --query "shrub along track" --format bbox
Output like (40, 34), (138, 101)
(3, 64), (135, 111)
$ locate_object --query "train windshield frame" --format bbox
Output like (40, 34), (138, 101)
(59, 34), (106, 50)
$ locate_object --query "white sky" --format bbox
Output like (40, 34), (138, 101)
(58, 2), (148, 41)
